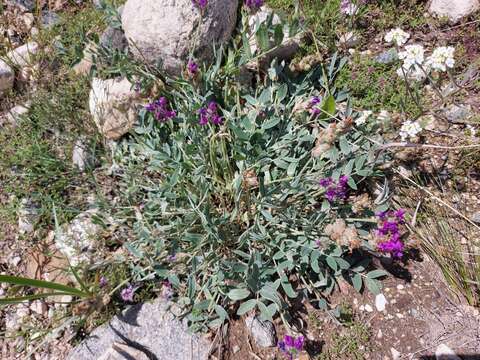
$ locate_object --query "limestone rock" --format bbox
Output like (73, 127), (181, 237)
(121, 0), (239, 75)
(435, 344), (461, 360)
(100, 26), (127, 52)
(98, 343), (150, 360)
(89, 77), (140, 139)
(2, 103), (30, 126)
(6, 42), (39, 68)
(245, 315), (276, 348)
(429, 0), (479, 22)
(72, 138), (94, 171)
(55, 210), (102, 266)
(0, 60), (15, 95)
(67, 299), (210, 360)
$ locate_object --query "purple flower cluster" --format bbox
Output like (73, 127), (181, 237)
(161, 280), (174, 300)
(120, 285), (135, 302)
(198, 101), (223, 125)
(319, 176), (349, 202)
(278, 335), (305, 359)
(99, 276), (108, 288)
(245, 0), (264, 9)
(187, 60), (199, 76)
(192, 0), (207, 9)
(375, 209), (406, 258)
(309, 96), (322, 116)
(145, 97), (176, 122)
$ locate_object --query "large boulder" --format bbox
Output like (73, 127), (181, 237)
(121, 0), (239, 75)
(67, 298), (211, 360)
(89, 77), (140, 139)
(429, 0), (479, 22)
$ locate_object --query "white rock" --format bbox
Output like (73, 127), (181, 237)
(30, 300), (47, 316)
(89, 77), (140, 139)
(6, 42), (39, 68)
(390, 347), (401, 360)
(0, 59), (15, 95)
(9, 256), (22, 267)
(16, 304), (30, 318)
(397, 284), (404, 290)
(375, 293), (388, 312)
(121, 0), (239, 75)
(429, 0), (479, 23)
(72, 139), (93, 171)
(364, 304), (373, 312)
(18, 197), (39, 234)
(245, 315), (276, 348)
(55, 210), (102, 266)
(435, 344), (461, 360)
(3, 103), (30, 127)
(338, 31), (360, 48)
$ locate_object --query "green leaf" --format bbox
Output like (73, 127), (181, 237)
(321, 95), (336, 118)
(0, 275), (88, 297)
(287, 162), (297, 177)
(256, 24), (270, 51)
(365, 277), (382, 295)
(259, 284), (282, 307)
(367, 270), (389, 279)
(273, 24), (284, 46)
(352, 273), (362, 292)
(215, 305), (229, 321)
(237, 299), (257, 315)
(281, 281), (297, 298)
(227, 288), (251, 301)
(326, 256), (338, 272)
(262, 117), (280, 130)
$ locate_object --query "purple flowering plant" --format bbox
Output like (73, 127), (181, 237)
(375, 209), (406, 258)
(278, 335), (305, 359)
(145, 97), (176, 123)
(192, 0), (207, 9)
(319, 175), (349, 202)
(198, 101), (223, 125)
(245, 0), (264, 9)
(120, 285), (136, 302)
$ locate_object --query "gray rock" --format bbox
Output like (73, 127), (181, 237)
(41, 11), (61, 28)
(2, 103), (30, 126)
(67, 299), (210, 360)
(18, 197), (39, 234)
(121, 0), (239, 75)
(435, 344), (461, 360)
(244, 315), (276, 348)
(72, 139), (94, 172)
(100, 26), (128, 52)
(89, 77), (140, 139)
(98, 343), (150, 360)
(55, 210), (102, 266)
(6, 42), (39, 69)
(472, 212), (480, 224)
(0, 60), (15, 95)
(444, 104), (471, 122)
(375, 48), (398, 64)
(429, 0), (479, 23)
(7, 0), (35, 11)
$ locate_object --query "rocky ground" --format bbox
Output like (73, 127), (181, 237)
(1, 0), (479, 359)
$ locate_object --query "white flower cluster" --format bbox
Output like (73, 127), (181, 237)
(426, 46), (455, 72)
(355, 110), (373, 125)
(384, 28), (410, 47)
(399, 120), (422, 141)
(398, 44), (425, 68)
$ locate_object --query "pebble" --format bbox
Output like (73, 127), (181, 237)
(391, 347), (401, 360)
(435, 344), (461, 360)
(30, 300), (47, 316)
(397, 284), (404, 290)
(377, 329), (383, 339)
(395, 313), (404, 319)
(375, 294), (388, 312)
(232, 345), (240, 354)
(364, 304), (373, 312)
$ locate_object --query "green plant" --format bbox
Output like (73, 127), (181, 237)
(107, 14), (392, 330)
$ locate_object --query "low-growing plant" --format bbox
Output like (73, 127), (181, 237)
(108, 36), (395, 329)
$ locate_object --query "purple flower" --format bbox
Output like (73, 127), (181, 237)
(120, 285), (135, 302)
(161, 280), (174, 300)
(375, 209), (407, 258)
(99, 276), (108, 288)
(187, 60), (199, 75)
(167, 253), (176, 262)
(197, 101), (223, 126)
(245, 0), (264, 9)
(146, 97), (176, 123)
(192, 0), (207, 9)
(278, 335), (304, 359)
(309, 96), (322, 116)
(319, 176), (349, 203)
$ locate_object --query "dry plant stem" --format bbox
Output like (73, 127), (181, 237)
(394, 169), (480, 231)
(397, 45), (423, 113)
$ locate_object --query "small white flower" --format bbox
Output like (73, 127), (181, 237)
(377, 110), (390, 122)
(398, 44), (425, 68)
(355, 110), (373, 126)
(340, 0), (359, 16)
(399, 120), (422, 141)
(426, 46), (455, 72)
(384, 28), (410, 47)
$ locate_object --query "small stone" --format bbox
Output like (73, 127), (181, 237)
(390, 347), (401, 360)
(232, 345), (240, 354)
(435, 344), (461, 360)
(16, 304), (30, 318)
(18, 197), (39, 234)
(444, 104), (472, 122)
(377, 329), (383, 339)
(338, 31), (359, 48)
(471, 212), (480, 224)
(397, 284), (404, 290)
(245, 315), (276, 348)
(41, 11), (60, 28)
(72, 139), (94, 172)
(0, 60), (15, 96)
(6, 42), (39, 69)
(364, 304), (373, 312)
(375, 294), (388, 312)
(9, 256), (21, 267)
(30, 300), (47, 316)
(375, 48), (398, 64)
(395, 313), (404, 319)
